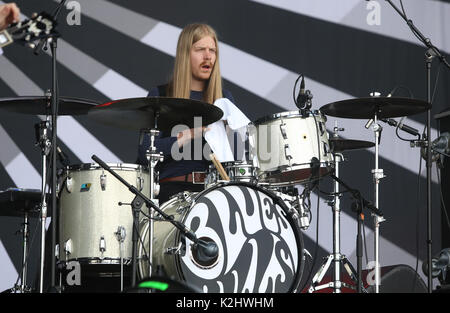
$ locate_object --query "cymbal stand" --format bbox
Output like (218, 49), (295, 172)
(308, 151), (359, 293)
(365, 111), (386, 293)
(36, 118), (51, 293)
(19, 212), (31, 292)
(143, 114), (163, 282)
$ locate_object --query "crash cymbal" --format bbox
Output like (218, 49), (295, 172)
(329, 138), (375, 152)
(88, 97), (224, 133)
(320, 97), (431, 119)
(0, 96), (99, 115)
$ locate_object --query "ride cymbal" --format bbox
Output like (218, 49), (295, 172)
(320, 97), (431, 119)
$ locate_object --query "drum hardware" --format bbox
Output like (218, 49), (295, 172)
(90, 155), (218, 289)
(309, 173), (382, 293)
(308, 153), (359, 293)
(35, 116), (51, 293)
(100, 172), (107, 191)
(165, 242), (184, 256)
(114, 226), (127, 292)
(366, 104), (386, 293)
(99, 236), (107, 259)
(142, 126), (164, 282)
(320, 96), (431, 293)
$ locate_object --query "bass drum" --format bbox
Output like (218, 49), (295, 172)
(138, 182), (304, 293)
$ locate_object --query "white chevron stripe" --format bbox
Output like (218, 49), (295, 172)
(0, 240), (19, 292)
(250, 0), (450, 54)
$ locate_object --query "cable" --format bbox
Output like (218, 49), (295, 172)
(362, 217), (369, 266)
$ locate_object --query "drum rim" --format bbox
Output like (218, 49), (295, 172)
(251, 110), (323, 126)
(258, 163), (333, 186)
(66, 162), (149, 171)
(175, 181), (305, 293)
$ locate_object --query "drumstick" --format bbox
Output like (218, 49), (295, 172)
(210, 153), (230, 181)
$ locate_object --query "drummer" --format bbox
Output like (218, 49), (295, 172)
(138, 23), (236, 204)
(0, 2), (20, 31)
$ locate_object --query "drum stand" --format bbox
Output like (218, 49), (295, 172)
(365, 112), (386, 293)
(36, 118), (51, 293)
(142, 124), (163, 283)
(308, 153), (359, 293)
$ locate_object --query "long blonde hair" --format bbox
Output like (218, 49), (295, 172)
(168, 23), (223, 104)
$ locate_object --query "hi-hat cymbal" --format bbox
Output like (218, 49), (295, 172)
(0, 189), (49, 218)
(329, 138), (375, 152)
(320, 97), (431, 119)
(88, 97), (224, 133)
(0, 96), (99, 115)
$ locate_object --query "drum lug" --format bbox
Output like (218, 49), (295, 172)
(99, 236), (106, 258)
(280, 122), (288, 139)
(137, 176), (144, 192)
(100, 172), (107, 191)
(114, 226), (126, 243)
(64, 239), (72, 258)
(66, 176), (73, 193)
(284, 144), (293, 161)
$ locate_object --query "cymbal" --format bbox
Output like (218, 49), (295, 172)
(0, 189), (49, 218)
(320, 97), (431, 119)
(329, 138), (375, 152)
(0, 96), (99, 115)
(88, 97), (224, 132)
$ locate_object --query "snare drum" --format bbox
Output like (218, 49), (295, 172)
(204, 160), (257, 188)
(248, 111), (333, 186)
(138, 182), (304, 293)
(58, 163), (149, 264)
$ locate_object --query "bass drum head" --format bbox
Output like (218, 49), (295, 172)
(177, 182), (304, 293)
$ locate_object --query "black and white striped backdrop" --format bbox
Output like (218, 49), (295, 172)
(0, 0), (449, 291)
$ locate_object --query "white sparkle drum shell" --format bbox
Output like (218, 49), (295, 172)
(138, 182), (304, 293)
(248, 111), (333, 186)
(58, 163), (149, 264)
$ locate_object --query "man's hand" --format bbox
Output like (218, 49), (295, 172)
(0, 3), (20, 31)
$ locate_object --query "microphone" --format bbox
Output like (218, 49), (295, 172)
(380, 118), (420, 137)
(432, 132), (450, 154)
(422, 248), (450, 282)
(192, 238), (219, 267)
(296, 76), (312, 110)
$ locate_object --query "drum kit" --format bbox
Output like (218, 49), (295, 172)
(0, 89), (431, 294)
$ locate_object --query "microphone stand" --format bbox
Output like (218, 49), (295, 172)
(91, 154), (216, 288)
(385, 0), (450, 293)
